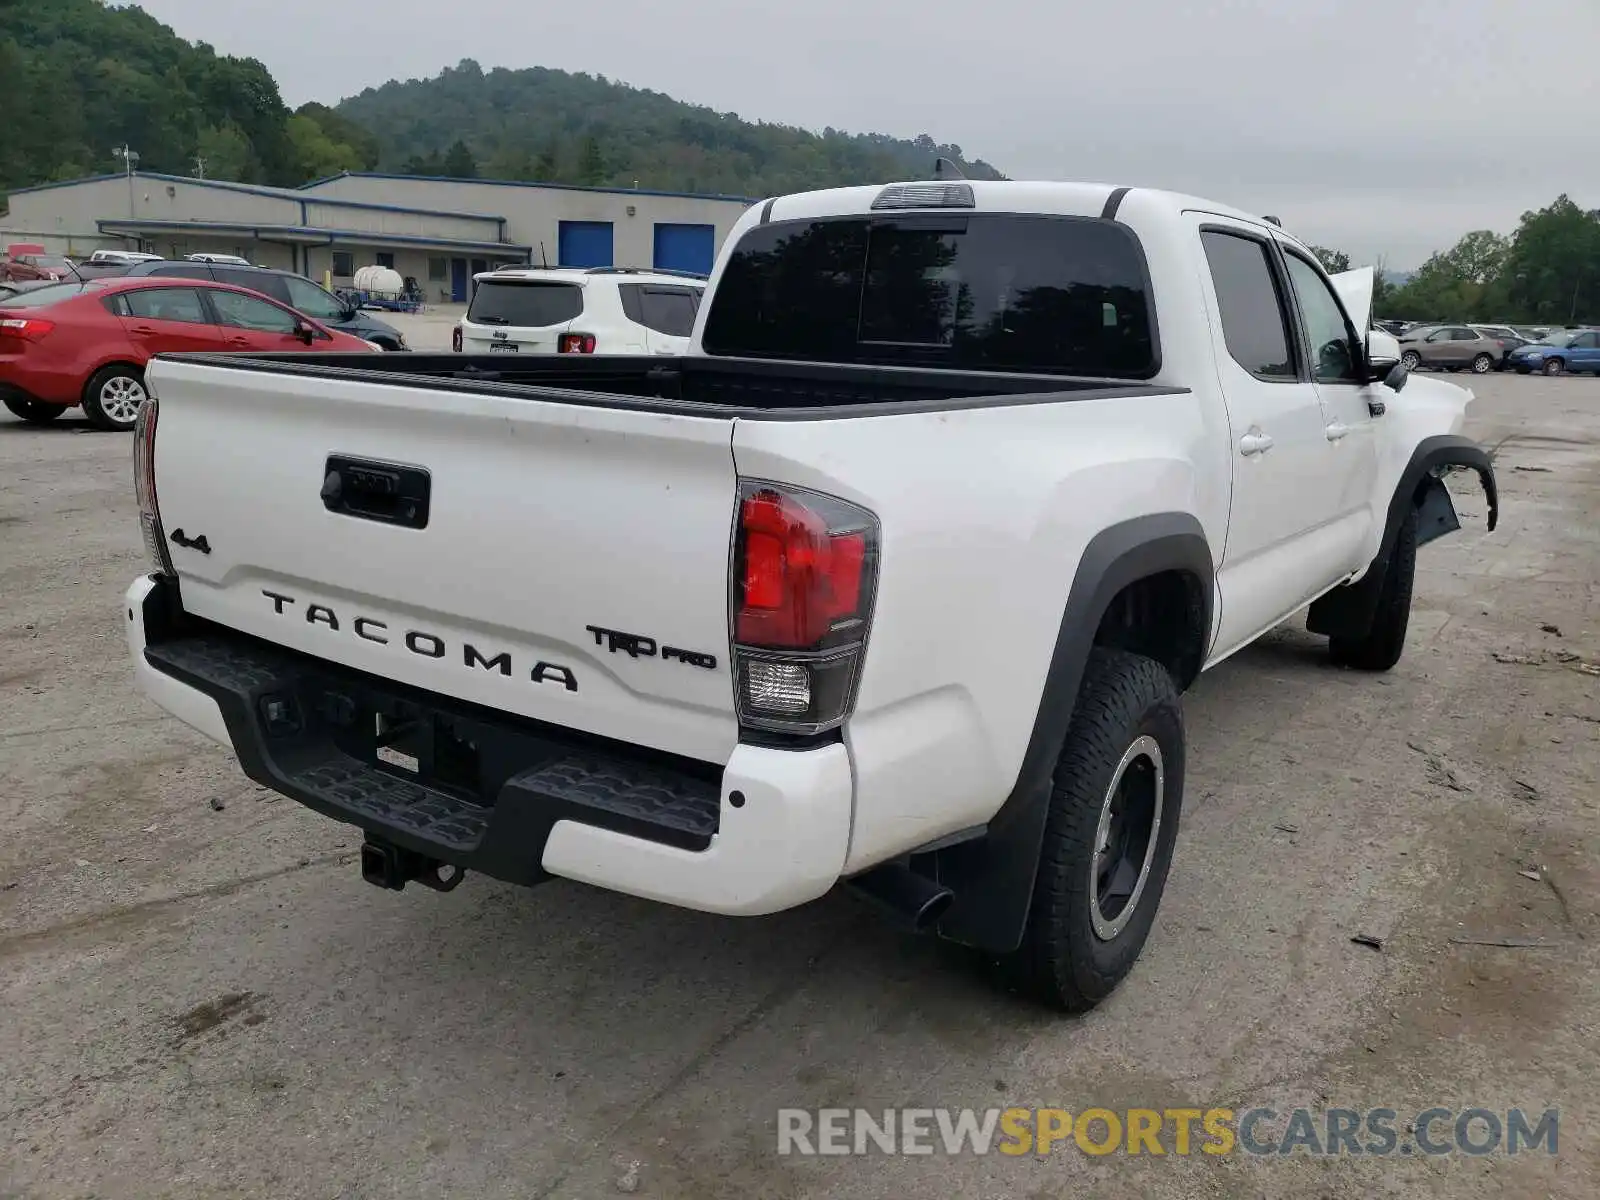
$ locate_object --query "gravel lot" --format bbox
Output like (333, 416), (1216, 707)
(2, 372), (1596, 1199)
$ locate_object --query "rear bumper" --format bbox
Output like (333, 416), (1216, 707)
(126, 574), (852, 915)
(0, 362), (81, 407)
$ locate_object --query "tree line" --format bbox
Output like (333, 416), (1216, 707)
(1313, 196), (1600, 326)
(338, 58), (1004, 195)
(0, 2), (1000, 207)
(0, 0), (377, 200)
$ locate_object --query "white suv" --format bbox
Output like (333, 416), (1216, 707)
(452, 267), (705, 356)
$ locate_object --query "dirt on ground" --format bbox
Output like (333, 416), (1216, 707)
(1, 372), (1596, 1199)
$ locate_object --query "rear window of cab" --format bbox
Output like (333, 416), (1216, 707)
(701, 213), (1158, 378)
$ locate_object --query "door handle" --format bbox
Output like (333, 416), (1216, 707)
(225, 336), (251, 346)
(1325, 422), (1349, 441)
(130, 325), (157, 335)
(1239, 431), (1274, 456)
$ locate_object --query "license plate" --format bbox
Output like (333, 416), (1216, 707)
(487, 342), (519, 353)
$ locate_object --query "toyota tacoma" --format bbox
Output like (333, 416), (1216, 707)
(124, 179), (1497, 1010)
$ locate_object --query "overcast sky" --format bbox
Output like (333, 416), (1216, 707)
(132, 0), (1599, 268)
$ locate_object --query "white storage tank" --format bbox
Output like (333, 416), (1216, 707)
(353, 265), (404, 295)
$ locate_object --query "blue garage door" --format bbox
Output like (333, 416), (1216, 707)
(653, 223), (715, 275)
(558, 221), (614, 268)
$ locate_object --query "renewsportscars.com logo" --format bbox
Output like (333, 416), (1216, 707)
(776, 1107), (1559, 1158)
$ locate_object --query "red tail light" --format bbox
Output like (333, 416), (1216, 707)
(0, 317), (55, 343)
(731, 482), (878, 735)
(559, 333), (596, 354)
(737, 488), (869, 648)
(451, 325), (463, 352)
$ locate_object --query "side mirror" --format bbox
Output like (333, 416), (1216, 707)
(1366, 330), (1407, 392)
(294, 318), (316, 345)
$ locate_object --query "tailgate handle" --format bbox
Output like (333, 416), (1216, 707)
(322, 455), (431, 529)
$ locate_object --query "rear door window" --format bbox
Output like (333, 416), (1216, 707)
(1200, 231), (1296, 379)
(468, 281), (583, 327)
(702, 214), (1157, 377)
(628, 286), (700, 336)
(121, 287), (212, 324)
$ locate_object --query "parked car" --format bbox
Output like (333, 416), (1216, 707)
(1, 247), (74, 283)
(87, 250), (163, 266)
(126, 179), (1497, 1011)
(1506, 328), (1600, 375)
(1397, 325), (1502, 373)
(0, 277), (376, 431)
(125, 260), (408, 350)
(1469, 326), (1533, 369)
(452, 266), (705, 355)
(185, 252), (253, 266)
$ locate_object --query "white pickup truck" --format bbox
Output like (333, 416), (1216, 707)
(125, 179), (1497, 1010)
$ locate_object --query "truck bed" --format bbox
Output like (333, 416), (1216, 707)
(161, 351), (1185, 418)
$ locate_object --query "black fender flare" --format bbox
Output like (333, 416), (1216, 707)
(932, 512), (1214, 953)
(1308, 434), (1498, 640)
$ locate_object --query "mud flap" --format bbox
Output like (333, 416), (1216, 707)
(1309, 438), (1498, 641)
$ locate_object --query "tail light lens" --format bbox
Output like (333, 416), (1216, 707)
(559, 333), (596, 354)
(451, 325), (463, 352)
(731, 481), (879, 735)
(0, 317), (55, 343)
(132, 396), (174, 576)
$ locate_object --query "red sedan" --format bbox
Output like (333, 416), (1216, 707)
(0, 277), (376, 431)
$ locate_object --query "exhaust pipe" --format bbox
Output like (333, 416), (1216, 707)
(848, 861), (954, 931)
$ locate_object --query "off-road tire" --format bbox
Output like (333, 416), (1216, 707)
(1329, 506), (1417, 671)
(2, 396), (67, 424)
(1005, 648), (1184, 1011)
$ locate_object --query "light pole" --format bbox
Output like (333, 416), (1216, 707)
(113, 145), (140, 217)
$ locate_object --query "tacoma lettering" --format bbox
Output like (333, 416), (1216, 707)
(258, 592), (577, 691)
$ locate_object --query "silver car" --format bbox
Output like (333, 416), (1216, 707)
(1398, 325), (1503, 374)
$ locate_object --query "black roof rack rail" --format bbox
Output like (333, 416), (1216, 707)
(583, 266), (709, 281)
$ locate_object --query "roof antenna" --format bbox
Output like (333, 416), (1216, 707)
(1262, 215), (1282, 227)
(933, 156), (965, 181)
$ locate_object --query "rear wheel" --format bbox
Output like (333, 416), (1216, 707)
(1330, 506), (1417, 672)
(1005, 649), (1184, 1011)
(82, 365), (146, 431)
(1471, 353), (1494, 374)
(1543, 357), (1565, 377)
(2, 396), (67, 424)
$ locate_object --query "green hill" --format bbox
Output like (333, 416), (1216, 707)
(0, 1), (1003, 205)
(333, 58), (1005, 196)
(0, 0), (285, 191)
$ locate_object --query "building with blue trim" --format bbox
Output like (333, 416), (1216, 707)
(2, 170), (756, 301)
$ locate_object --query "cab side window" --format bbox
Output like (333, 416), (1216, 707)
(1282, 252), (1361, 384)
(1200, 230), (1296, 380)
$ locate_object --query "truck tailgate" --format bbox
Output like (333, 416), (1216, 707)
(147, 358), (740, 764)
